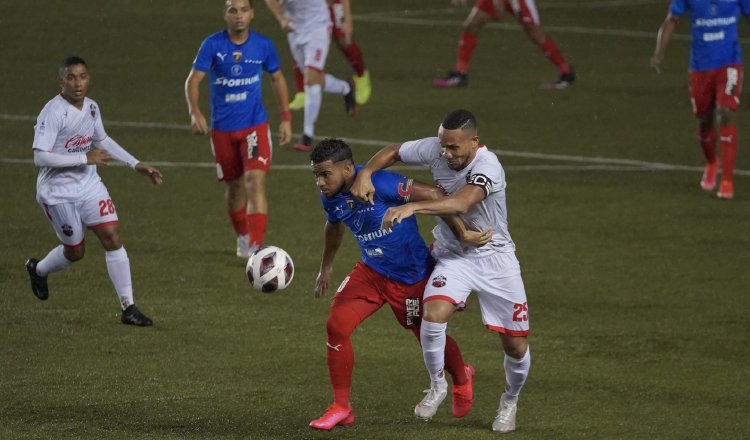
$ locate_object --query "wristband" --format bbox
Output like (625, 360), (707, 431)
(281, 110), (292, 122)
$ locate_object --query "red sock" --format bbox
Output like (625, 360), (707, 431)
(719, 125), (737, 182)
(228, 206), (249, 236)
(444, 335), (467, 386)
(293, 62), (304, 94)
(247, 213), (267, 248)
(697, 127), (717, 163)
(340, 42), (366, 77)
(455, 32), (479, 74)
(326, 307), (364, 407)
(539, 37), (571, 74)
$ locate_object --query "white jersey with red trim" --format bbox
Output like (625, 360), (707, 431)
(283, 0), (331, 35)
(32, 94), (107, 205)
(398, 136), (516, 256)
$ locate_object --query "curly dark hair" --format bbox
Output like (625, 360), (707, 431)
(310, 138), (354, 165)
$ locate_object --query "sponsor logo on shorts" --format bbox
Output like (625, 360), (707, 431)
(61, 224), (73, 237)
(405, 297), (420, 326)
(431, 274), (447, 288)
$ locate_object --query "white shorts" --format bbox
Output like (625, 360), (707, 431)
(287, 25), (331, 73)
(424, 251), (529, 336)
(40, 182), (119, 247)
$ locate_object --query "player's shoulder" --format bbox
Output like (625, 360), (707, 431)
(250, 31), (274, 45)
(476, 146), (501, 164)
(39, 95), (69, 119)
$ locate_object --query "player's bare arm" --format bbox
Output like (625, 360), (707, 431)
(270, 70), (292, 145)
(134, 163), (164, 185)
(409, 180), (492, 246)
(315, 220), (346, 298)
(651, 14), (679, 73)
(185, 69), (209, 135)
(264, 0), (294, 32)
(351, 143), (402, 204)
(381, 184), (486, 230)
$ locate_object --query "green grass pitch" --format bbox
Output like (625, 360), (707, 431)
(1, 1), (749, 438)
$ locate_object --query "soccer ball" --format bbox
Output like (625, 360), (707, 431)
(245, 246), (294, 293)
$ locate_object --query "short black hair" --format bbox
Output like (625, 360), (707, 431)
(441, 109), (477, 131)
(59, 56), (87, 71)
(225, 0), (253, 10)
(310, 138), (354, 165)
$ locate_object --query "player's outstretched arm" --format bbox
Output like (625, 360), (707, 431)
(270, 70), (292, 145)
(381, 185), (485, 230)
(315, 221), (346, 298)
(135, 162), (163, 185)
(185, 69), (209, 135)
(351, 143), (402, 204)
(264, 0), (294, 32)
(651, 14), (679, 73)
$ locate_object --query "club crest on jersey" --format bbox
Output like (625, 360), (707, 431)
(89, 104), (97, 119)
(346, 198), (355, 210)
(432, 275), (447, 288)
(233, 50), (242, 62)
(61, 224), (73, 237)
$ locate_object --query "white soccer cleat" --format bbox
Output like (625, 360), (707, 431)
(236, 235), (258, 258)
(492, 392), (518, 433)
(414, 380), (448, 420)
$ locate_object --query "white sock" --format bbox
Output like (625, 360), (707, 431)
(303, 84), (322, 138)
(105, 247), (134, 310)
(420, 320), (448, 384)
(504, 346), (531, 398)
(36, 245), (73, 277)
(323, 74), (350, 95)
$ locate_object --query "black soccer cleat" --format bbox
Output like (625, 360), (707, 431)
(25, 258), (49, 300)
(121, 304), (153, 327)
(294, 133), (313, 152)
(433, 71), (468, 88)
(548, 68), (576, 90)
(344, 80), (358, 116)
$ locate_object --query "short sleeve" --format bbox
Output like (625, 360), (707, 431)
(192, 37), (214, 73)
(398, 137), (441, 167)
(468, 151), (505, 197)
(669, 0), (688, 16)
(31, 107), (62, 152)
(371, 170), (413, 204)
(263, 39), (281, 74)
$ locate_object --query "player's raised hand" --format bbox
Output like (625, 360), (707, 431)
(190, 112), (209, 135)
(351, 171), (376, 205)
(314, 268), (332, 298)
(650, 54), (663, 74)
(381, 204), (415, 230)
(279, 121), (292, 145)
(135, 162), (164, 185)
(86, 148), (111, 166)
(461, 227), (493, 246)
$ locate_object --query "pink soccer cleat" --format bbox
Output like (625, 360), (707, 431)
(700, 158), (719, 191)
(717, 179), (734, 200)
(452, 364), (475, 418)
(309, 403), (355, 431)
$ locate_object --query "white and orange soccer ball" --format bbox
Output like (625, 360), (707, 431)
(245, 246), (294, 293)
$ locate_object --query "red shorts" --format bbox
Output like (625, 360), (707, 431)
(332, 261), (428, 329)
(690, 64), (743, 118)
(210, 122), (272, 181)
(475, 0), (541, 27)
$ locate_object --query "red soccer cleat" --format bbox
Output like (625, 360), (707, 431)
(717, 179), (734, 200)
(700, 158), (719, 191)
(309, 403), (355, 430)
(452, 364), (475, 418)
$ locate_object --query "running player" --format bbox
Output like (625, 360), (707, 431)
(185, 0), (292, 258)
(26, 56), (162, 327)
(650, 0), (750, 199)
(434, 0), (575, 89)
(289, 0), (371, 110)
(264, 0), (358, 152)
(351, 110), (531, 433)
(309, 138), (491, 430)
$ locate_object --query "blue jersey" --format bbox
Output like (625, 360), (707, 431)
(321, 167), (433, 285)
(192, 30), (281, 131)
(670, 0), (750, 71)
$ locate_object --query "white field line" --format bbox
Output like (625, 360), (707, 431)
(3, 114), (747, 176)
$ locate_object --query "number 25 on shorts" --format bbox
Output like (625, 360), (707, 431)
(512, 302), (529, 322)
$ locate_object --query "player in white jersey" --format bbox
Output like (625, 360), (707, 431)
(25, 56), (163, 327)
(264, 0), (357, 151)
(350, 110), (530, 433)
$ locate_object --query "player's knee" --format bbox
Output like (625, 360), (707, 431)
(716, 106), (734, 126)
(501, 335), (528, 359)
(326, 311), (357, 340)
(63, 245), (85, 262)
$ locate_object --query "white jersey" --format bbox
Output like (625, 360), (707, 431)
(399, 137), (516, 256)
(32, 94), (107, 205)
(283, 0), (331, 35)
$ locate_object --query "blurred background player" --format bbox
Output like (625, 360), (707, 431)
(26, 56), (162, 327)
(265, 0), (358, 152)
(351, 110), (531, 433)
(650, 0), (750, 200)
(309, 138), (491, 430)
(185, 0), (292, 258)
(289, 0), (371, 110)
(434, 0), (575, 89)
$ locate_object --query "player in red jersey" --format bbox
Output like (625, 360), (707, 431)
(289, 0), (371, 110)
(434, 0), (575, 89)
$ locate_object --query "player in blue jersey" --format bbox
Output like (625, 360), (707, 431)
(308, 138), (492, 430)
(651, 0), (750, 199)
(185, 0), (292, 257)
